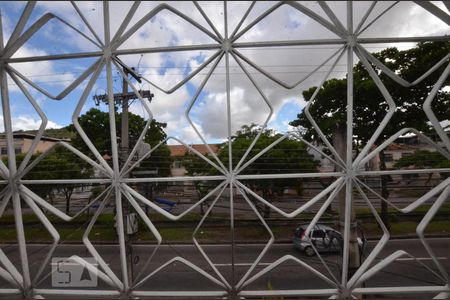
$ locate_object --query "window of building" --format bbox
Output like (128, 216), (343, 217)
(384, 153), (393, 162)
(174, 160), (182, 168)
(1, 147), (22, 154)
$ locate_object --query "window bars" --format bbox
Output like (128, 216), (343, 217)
(0, 1), (449, 299)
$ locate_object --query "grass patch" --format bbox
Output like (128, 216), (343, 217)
(355, 203), (450, 215)
(1, 211), (449, 243)
(361, 220), (450, 236)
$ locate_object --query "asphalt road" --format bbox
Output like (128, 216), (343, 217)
(0, 238), (449, 298)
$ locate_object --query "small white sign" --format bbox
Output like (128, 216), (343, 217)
(51, 257), (98, 287)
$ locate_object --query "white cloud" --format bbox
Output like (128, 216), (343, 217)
(192, 86), (271, 138)
(0, 115), (62, 132)
(177, 121), (209, 144)
(1, 1), (448, 141)
(360, 2), (449, 38)
(10, 46), (76, 90)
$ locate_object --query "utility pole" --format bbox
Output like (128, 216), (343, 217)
(122, 68), (129, 162)
(121, 67), (133, 285)
(93, 64), (153, 285)
(333, 123), (360, 282)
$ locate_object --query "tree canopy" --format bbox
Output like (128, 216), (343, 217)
(394, 149), (450, 182)
(68, 108), (167, 155)
(68, 108), (171, 177)
(219, 124), (317, 177)
(289, 41), (450, 229)
(290, 41), (450, 144)
(184, 124), (318, 216)
(14, 146), (94, 213)
(394, 150), (450, 170)
(184, 124), (318, 178)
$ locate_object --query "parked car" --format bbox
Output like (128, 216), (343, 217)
(293, 224), (366, 257)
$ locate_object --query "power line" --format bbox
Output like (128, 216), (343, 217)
(13, 64), (350, 77)
(7, 69), (349, 86)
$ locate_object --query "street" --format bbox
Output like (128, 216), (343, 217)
(0, 238), (449, 298)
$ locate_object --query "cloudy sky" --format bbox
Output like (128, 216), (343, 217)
(0, 1), (448, 145)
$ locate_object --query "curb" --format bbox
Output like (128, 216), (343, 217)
(2, 234), (449, 246)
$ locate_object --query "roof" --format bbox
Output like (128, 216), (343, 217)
(386, 143), (408, 151)
(169, 144), (220, 157)
(0, 133), (70, 142)
(385, 143), (423, 151)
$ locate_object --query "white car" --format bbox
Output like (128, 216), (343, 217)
(293, 224), (365, 257)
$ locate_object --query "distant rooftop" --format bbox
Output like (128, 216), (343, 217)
(0, 133), (71, 143)
(168, 144), (220, 157)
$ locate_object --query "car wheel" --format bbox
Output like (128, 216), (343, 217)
(304, 246), (314, 257)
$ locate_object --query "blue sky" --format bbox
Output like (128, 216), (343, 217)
(0, 1), (448, 145)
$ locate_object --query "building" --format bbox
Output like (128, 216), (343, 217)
(0, 133), (69, 157)
(306, 143), (335, 173)
(306, 133), (447, 178)
(168, 144), (220, 176)
(383, 134), (444, 169)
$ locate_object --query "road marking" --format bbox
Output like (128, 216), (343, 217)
(213, 263), (272, 267)
(50, 263), (103, 266)
(395, 257), (447, 261)
(385, 238), (450, 242)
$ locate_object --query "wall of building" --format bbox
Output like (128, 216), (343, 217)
(0, 138), (24, 156)
(22, 138), (57, 154)
(0, 136), (60, 157)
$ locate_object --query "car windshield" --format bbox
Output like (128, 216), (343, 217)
(294, 227), (305, 237)
(317, 225), (333, 231)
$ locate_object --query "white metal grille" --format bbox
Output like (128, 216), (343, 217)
(0, 1), (449, 299)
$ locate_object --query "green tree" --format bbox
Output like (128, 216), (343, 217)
(68, 108), (172, 212)
(394, 150), (450, 183)
(184, 124), (318, 217)
(132, 141), (172, 216)
(68, 108), (171, 175)
(53, 147), (94, 214)
(68, 108), (167, 156)
(183, 152), (216, 215)
(221, 124), (317, 177)
(14, 154), (55, 202)
(290, 41), (450, 229)
(14, 146), (94, 214)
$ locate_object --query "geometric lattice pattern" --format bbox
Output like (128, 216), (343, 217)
(0, 1), (449, 299)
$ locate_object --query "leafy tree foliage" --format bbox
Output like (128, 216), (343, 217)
(182, 152), (215, 215)
(184, 124), (318, 217)
(394, 150), (450, 182)
(66, 108), (172, 215)
(394, 150), (449, 169)
(16, 128), (76, 140)
(68, 108), (171, 177)
(220, 124), (317, 175)
(68, 108), (167, 155)
(14, 146), (94, 214)
(289, 41), (450, 228)
(290, 42), (450, 142)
